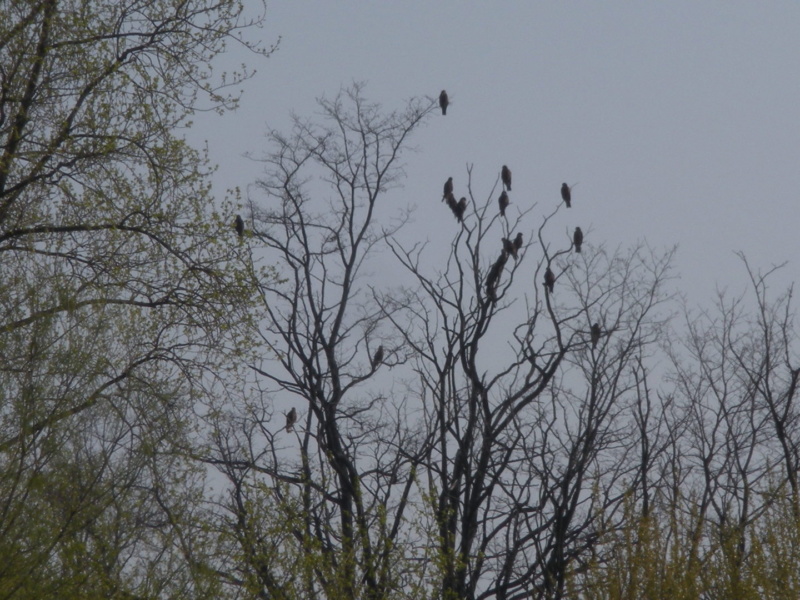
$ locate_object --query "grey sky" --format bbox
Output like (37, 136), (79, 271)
(194, 2), (800, 302)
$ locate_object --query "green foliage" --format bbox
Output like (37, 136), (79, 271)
(572, 491), (800, 600)
(0, 0), (272, 597)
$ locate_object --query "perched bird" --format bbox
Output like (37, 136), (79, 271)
(591, 323), (601, 349)
(561, 183), (572, 208)
(501, 165), (512, 191)
(573, 227), (583, 253)
(446, 192), (457, 209)
(499, 191), (510, 216)
(372, 345), (384, 369)
(285, 407), (297, 432)
(454, 197), (467, 222)
(486, 251), (509, 301)
(439, 90), (449, 115)
(235, 214), (244, 238)
(514, 232), (523, 252)
(544, 267), (555, 293)
(443, 177), (454, 201)
(502, 237), (517, 260)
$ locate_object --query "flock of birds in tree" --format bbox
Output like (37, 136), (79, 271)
(233, 90), (602, 433)
(438, 90), (602, 348)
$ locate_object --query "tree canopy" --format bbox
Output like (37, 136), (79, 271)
(0, 0), (272, 597)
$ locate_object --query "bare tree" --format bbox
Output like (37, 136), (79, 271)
(385, 175), (675, 599)
(573, 256), (800, 598)
(665, 256), (800, 578)
(198, 83), (439, 599)
(198, 82), (680, 599)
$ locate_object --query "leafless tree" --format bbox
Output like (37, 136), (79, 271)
(665, 256), (800, 574)
(197, 83), (439, 599)
(199, 83), (800, 600)
(200, 82), (681, 599)
(384, 178), (675, 599)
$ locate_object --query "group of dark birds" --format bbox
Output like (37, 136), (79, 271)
(438, 90), (602, 348)
(442, 176), (467, 222)
(260, 90), (601, 433)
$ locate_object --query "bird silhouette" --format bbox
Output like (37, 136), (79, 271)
(544, 267), (555, 293)
(443, 177), (454, 201)
(499, 191), (509, 216)
(514, 232), (523, 252)
(372, 345), (384, 369)
(439, 90), (449, 115)
(454, 197), (467, 222)
(285, 407), (297, 432)
(573, 227), (583, 253)
(501, 165), (512, 191)
(235, 214), (244, 238)
(502, 237), (517, 260)
(486, 251), (509, 301)
(561, 183), (572, 208)
(591, 323), (601, 348)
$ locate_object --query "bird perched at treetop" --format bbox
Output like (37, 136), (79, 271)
(439, 90), (449, 115)
(502, 237), (517, 260)
(501, 165), (512, 191)
(561, 183), (572, 208)
(514, 232), (523, 252)
(544, 267), (555, 293)
(235, 214), (244, 238)
(499, 191), (509, 216)
(443, 177), (453, 201)
(454, 197), (467, 222)
(486, 251), (509, 301)
(285, 407), (297, 432)
(372, 345), (384, 369)
(591, 323), (601, 348)
(573, 227), (583, 253)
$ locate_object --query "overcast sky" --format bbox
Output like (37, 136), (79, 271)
(192, 2), (800, 305)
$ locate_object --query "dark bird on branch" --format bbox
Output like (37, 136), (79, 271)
(573, 227), (583, 253)
(439, 90), (449, 115)
(285, 407), (297, 432)
(486, 251), (509, 301)
(591, 323), (601, 348)
(502, 237), (517, 260)
(501, 165), (512, 191)
(544, 267), (555, 294)
(372, 345), (384, 369)
(514, 232), (523, 252)
(499, 191), (509, 216)
(443, 177), (453, 201)
(561, 183), (572, 208)
(234, 214), (244, 238)
(446, 192), (457, 209)
(454, 197), (467, 222)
